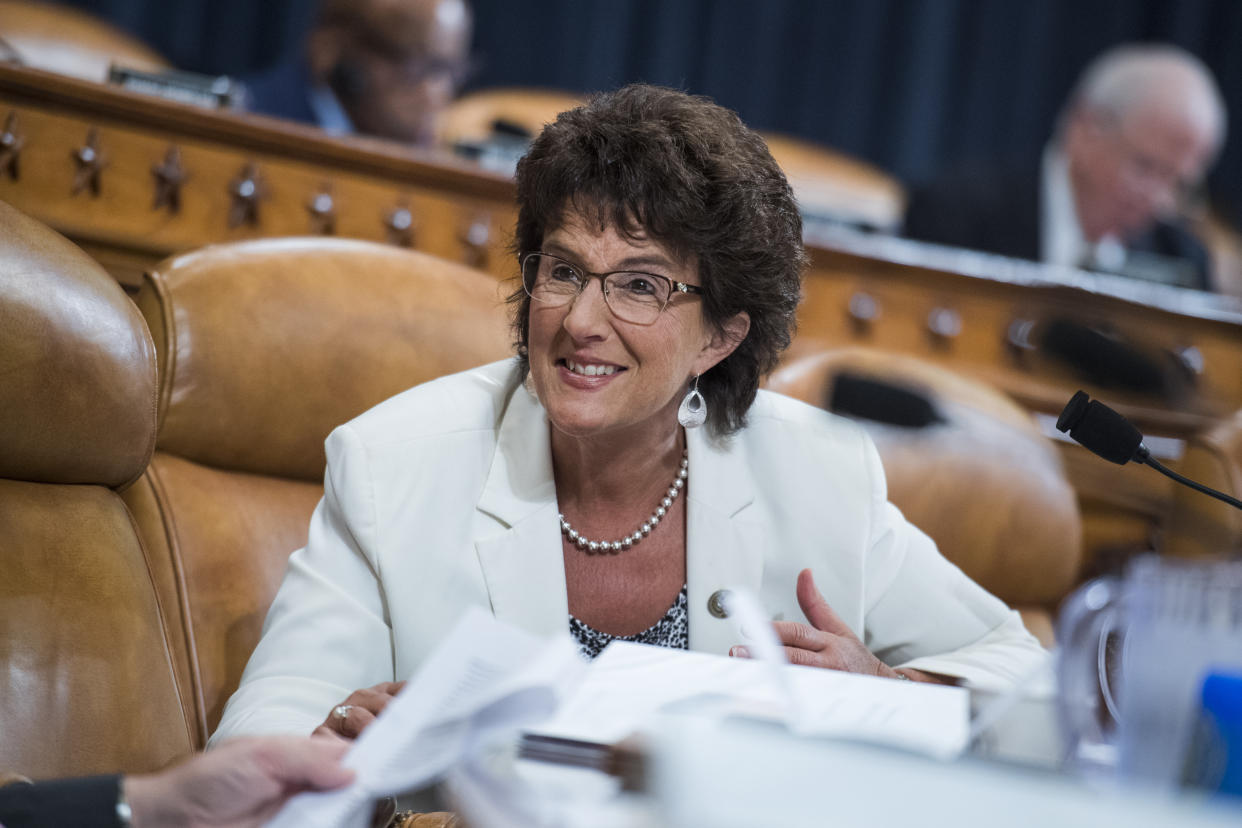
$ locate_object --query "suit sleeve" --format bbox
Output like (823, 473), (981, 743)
(856, 436), (1051, 691)
(209, 424), (394, 745)
(1168, 221), (1213, 291)
(0, 775), (123, 828)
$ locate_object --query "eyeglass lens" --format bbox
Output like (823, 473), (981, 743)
(522, 254), (672, 324)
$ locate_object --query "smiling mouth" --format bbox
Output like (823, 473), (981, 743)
(560, 358), (624, 377)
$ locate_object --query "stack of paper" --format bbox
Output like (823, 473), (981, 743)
(266, 594), (970, 827)
(532, 641), (970, 760)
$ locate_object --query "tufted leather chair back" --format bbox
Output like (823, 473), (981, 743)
(0, 0), (170, 82)
(0, 199), (194, 779)
(766, 347), (1083, 645)
(760, 133), (906, 232)
(438, 87), (585, 147)
(123, 238), (514, 745)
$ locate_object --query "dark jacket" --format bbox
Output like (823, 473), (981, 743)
(0, 775), (123, 828)
(240, 57), (320, 126)
(903, 157), (1212, 291)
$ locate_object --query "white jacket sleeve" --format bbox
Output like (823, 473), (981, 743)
(856, 436), (1051, 691)
(209, 424), (394, 745)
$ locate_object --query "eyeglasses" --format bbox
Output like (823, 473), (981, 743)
(1099, 117), (1204, 211)
(354, 31), (475, 90)
(521, 252), (703, 326)
(372, 52), (473, 90)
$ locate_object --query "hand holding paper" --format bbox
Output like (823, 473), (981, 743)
(264, 608), (583, 828)
(313, 681), (407, 740)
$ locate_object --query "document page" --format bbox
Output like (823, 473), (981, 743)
(266, 607), (584, 828)
(532, 642), (969, 759)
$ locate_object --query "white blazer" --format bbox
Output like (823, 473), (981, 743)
(211, 360), (1046, 743)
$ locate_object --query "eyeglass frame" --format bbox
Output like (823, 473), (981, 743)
(1093, 113), (1207, 211)
(350, 30), (476, 91)
(520, 251), (704, 325)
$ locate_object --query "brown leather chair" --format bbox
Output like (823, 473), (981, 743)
(1162, 412), (1242, 559)
(766, 347), (1083, 645)
(0, 0), (169, 81)
(759, 133), (906, 232)
(1195, 209), (1242, 300)
(438, 87), (585, 146)
(0, 200), (193, 779)
(123, 238), (514, 746)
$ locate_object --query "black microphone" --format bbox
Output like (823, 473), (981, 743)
(1055, 390), (1147, 465)
(1056, 390), (1242, 511)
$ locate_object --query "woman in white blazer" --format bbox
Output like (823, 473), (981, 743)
(211, 84), (1046, 745)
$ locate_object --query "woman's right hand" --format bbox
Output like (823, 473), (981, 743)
(313, 681), (407, 740)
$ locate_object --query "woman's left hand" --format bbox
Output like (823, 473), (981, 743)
(759, 568), (902, 679)
(313, 681), (407, 740)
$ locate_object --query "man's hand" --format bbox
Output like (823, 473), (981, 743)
(125, 734), (353, 828)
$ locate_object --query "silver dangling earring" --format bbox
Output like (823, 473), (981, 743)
(677, 375), (707, 429)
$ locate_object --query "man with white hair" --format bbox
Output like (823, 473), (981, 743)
(904, 44), (1226, 290)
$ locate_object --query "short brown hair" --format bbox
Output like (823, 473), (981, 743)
(509, 84), (806, 436)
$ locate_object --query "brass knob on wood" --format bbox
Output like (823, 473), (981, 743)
(461, 215), (491, 269)
(1006, 318), (1037, 366)
(70, 128), (106, 197)
(227, 162), (266, 228)
(1174, 344), (1204, 377)
(0, 112), (24, 181)
(927, 307), (962, 343)
(847, 291), (880, 334)
(384, 202), (416, 248)
(306, 183), (336, 235)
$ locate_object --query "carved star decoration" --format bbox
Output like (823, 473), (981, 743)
(384, 201), (416, 248)
(151, 145), (187, 213)
(306, 183), (336, 235)
(460, 214), (491, 269)
(70, 128), (106, 197)
(0, 112), (23, 181)
(227, 161), (267, 228)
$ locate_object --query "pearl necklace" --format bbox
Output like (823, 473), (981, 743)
(559, 450), (689, 555)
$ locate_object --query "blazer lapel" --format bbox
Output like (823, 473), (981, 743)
(685, 428), (765, 655)
(472, 381), (768, 650)
(474, 380), (568, 638)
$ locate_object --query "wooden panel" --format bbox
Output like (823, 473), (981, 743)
(795, 228), (1242, 566)
(798, 229), (1242, 430)
(0, 64), (518, 288)
(6, 63), (1242, 568)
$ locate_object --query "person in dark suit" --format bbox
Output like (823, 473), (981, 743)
(0, 735), (351, 828)
(243, 0), (472, 147)
(905, 44), (1226, 291)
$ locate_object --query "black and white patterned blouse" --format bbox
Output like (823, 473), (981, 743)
(569, 584), (689, 660)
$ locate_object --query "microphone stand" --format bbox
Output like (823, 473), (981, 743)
(1135, 445), (1242, 511)
(1058, 389), (1242, 513)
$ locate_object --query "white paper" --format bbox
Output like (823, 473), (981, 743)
(532, 641), (969, 759)
(266, 607), (584, 828)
